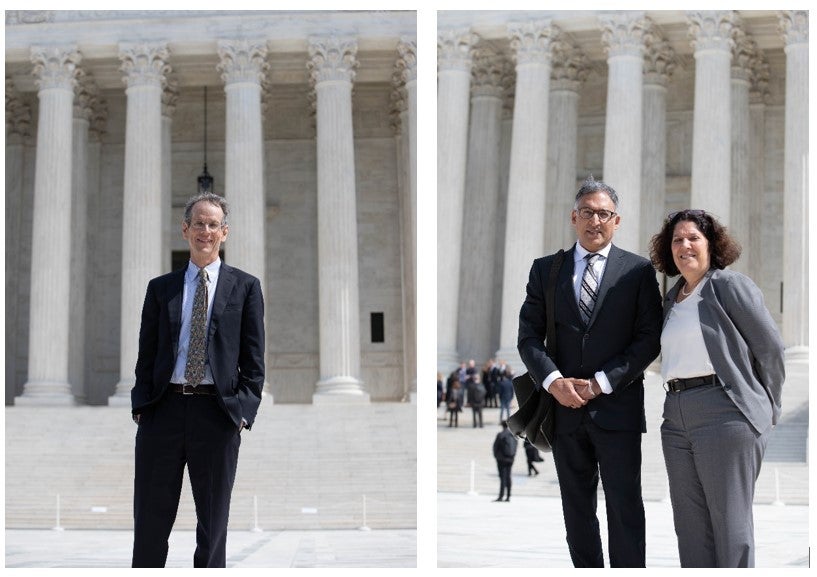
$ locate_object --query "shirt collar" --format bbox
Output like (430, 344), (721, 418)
(574, 241), (612, 262)
(186, 258), (221, 282)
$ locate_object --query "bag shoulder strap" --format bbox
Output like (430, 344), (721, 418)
(546, 249), (565, 361)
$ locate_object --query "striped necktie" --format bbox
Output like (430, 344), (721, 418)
(184, 267), (209, 385)
(579, 253), (600, 325)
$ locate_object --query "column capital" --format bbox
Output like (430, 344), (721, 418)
(217, 39), (268, 86)
(308, 36), (358, 85)
(5, 77), (32, 142)
(119, 43), (170, 89)
(599, 12), (647, 58)
(501, 61), (516, 119)
(73, 71), (99, 122)
(390, 67), (407, 135)
(31, 45), (81, 92)
(507, 20), (553, 65)
(687, 11), (736, 54)
(161, 79), (179, 118)
(778, 11), (808, 47)
(749, 55), (771, 105)
(396, 37), (417, 85)
(437, 28), (478, 73)
(731, 26), (758, 83)
(471, 46), (505, 98)
(550, 29), (591, 91)
(643, 18), (677, 86)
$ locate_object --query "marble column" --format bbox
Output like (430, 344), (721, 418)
(308, 37), (368, 401)
(458, 45), (504, 363)
(747, 58), (769, 284)
(111, 43), (170, 403)
(437, 29), (477, 374)
(395, 38), (417, 401)
(687, 11), (735, 224)
(495, 20), (553, 373)
(218, 39), (267, 282)
(729, 26), (755, 275)
(599, 12), (646, 254)
(547, 30), (590, 253)
(5, 80), (32, 403)
(779, 11), (809, 352)
(67, 74), (96, 402)
(641, 23), (676, 256)
(19, 46), (80, 404)
(161, 81), (178, 275)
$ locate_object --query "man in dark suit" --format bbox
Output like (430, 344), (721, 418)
(131, 192), (265, 568)
(518, 176), (662, 567)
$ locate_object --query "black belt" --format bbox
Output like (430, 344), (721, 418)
(171, 383), (217, 396)
(665, 374), (719, 393)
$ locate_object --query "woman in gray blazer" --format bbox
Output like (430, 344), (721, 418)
(649, 210), (785, 568)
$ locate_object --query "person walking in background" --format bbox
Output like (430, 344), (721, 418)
(518, 176), (662, 567)
(493, 420), (518, 502)
(467, 373), (486, 428)
(649, 209), (785, 567)
(447, 379), (464, 427)
(524, 438), (543, 476)
(496, 368), (514, 424)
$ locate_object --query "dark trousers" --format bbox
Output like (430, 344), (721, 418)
(471, 406), (483, 428)
(552, 413), (645, 568)
(496, 462), (512, 499)
(132, 390), (241, 568)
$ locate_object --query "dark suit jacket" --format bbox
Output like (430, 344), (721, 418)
(663, 268), (784, 434)
(131, 262), (265, 430)
(518, 244), (662, 434)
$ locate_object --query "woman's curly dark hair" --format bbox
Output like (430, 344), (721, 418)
(649, 210), (742, 277)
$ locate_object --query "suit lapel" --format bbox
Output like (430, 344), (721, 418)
(557, 247), (581, 322)
(209, 263), (236, 341)
(167, 268), (186, 359)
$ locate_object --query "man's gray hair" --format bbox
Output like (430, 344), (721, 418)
(183, 192), (229, 225)
(573, 175), (619, 210)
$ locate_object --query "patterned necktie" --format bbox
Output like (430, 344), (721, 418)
(184, 267), (209, 386)
(579, 253), (600, 325)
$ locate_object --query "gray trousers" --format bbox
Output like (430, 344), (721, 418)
(661, 383), (768, 568)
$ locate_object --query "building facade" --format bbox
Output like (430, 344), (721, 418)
(6, 10), (417, 405)
(437, 10), (808, 375)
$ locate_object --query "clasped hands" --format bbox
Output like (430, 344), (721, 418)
(550, 377), (599, 409)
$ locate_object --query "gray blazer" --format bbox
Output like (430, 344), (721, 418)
(663, 268), (785, 434)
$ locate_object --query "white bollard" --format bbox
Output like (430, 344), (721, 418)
(771, 468), (785, 506)
(251, 495), (263, 532)
(467, 460), (478, 496)
(359, 495), (371, 531)
(53, 494), (64, 531)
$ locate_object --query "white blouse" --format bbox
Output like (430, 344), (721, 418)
(660, 278), (716, 382)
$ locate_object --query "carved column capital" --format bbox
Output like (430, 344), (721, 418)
(730, 25), (757, 83)
(5, 77), (32, 141)
(508, 20), (553, 65)
(470, 45), (506, 98)
(119, 43), (170, 89)
(687, 11), (736, 53)
(396, 37), (417, 85)
(390, 68), (407, 135)
(217, 39), (268, 86)
(642, 19), (677, 86)
(438, 28), (478, 73)
(308, 36), (358, 86)
(31, 45), (81, 92)
(778, 10), (808, 46)
(161, 79), (179, 118)
(501, 60), (516, 119)
(550, 29), (591, 91)
(73, 71), (99, 122)
(599, 12), (647, 58)
(749, 55), (771, 105)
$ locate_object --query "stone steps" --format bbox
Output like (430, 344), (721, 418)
(5, 401), (417, 531)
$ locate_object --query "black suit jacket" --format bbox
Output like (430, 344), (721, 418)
(131, 262), (265, 430)
(518, 244), (662, 434)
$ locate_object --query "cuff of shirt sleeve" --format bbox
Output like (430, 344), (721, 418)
(594, 371), (613, 394)
(543, 371), (563, 392)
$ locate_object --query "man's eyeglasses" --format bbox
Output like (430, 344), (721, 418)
(190, 221), (226, 232)
(576, 207), (616, 223)
(667, 209), (706, 222)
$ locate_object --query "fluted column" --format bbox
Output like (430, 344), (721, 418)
(687, 11), (735, 224)
(67, 73), (97, 401)
(547, 29), (590, 252)
(729, 25), (755, 275)
(308, 37), (368, 401)
(161, 81), (178, 274)
(19, 46), (80, 404)
(747, 57), (770, 284)
(437, 29), (477, 374)
(495, 20), (554, 373)
(599, 12), (646, 254)
(111, 43), (170, 402)
(5, 79), (32, 403)
(779, 11), (809, 352)
(394, 38), (417, 401)
(458, 46), (504, 363)
(218, 39), (267, 282)
(641, 22), (676, 256)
